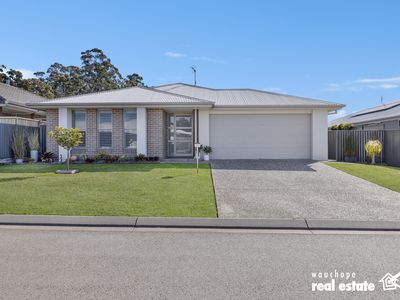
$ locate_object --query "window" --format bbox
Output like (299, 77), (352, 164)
(124, 109), (137, 148)
(98, 111), (112, 148)
(72, 110), (86, 147)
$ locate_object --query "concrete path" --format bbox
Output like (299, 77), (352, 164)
(0, 226), (399, 299)
(211, 160), (400, 220)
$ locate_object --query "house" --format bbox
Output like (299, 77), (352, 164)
(30, 83), (344, 161)
(330, 100), (400, 130)
(0, 82), (46, 119)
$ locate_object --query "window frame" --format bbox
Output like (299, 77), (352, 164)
(98, 110), (113, 148)
(72, 110), (87, 148)
(124, 109), (137, 149)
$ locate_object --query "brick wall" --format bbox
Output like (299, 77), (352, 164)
(147, 108), (166, 158)
(69, 108), (136, 158)
(46, 109), (59, 157)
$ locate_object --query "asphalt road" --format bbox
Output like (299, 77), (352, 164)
(1, 226), (400, 299)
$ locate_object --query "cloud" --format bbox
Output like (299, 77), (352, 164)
(325, 76), (400, 92)
(191, 56), (225, 64)
(164, 52), (187, 58)
(17, 69), (36, 79)
(263, 87), (286, 94)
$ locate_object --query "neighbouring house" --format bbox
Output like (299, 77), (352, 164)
(0, 82), (46, 119)
(330, 100), (400, 130)
(29, 83), (344, 161)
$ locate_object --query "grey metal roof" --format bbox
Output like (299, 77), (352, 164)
(32, 86), (214, 108)
(0, 82), (46, 105)
(331, 100), (400, 125)
(156, 83), (344, 109)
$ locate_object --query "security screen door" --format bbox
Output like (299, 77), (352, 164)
(168, 113), (193, 157)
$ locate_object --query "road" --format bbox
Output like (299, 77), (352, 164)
(1, 226), (400, 299)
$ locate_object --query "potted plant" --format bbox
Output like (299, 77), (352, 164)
(365, 140), (382, 165)
(48, 127), (83, 173)
(11, 128), (25, 164)
(28, 130), (40, 162)
(202, 146), (212, 161)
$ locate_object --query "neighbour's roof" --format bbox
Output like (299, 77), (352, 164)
(0, 82), (46, 105)
(31, 86), (214, 108)
(330, 100), (400, 125)
(156, 83), (344, 109)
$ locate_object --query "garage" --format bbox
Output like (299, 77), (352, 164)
(209, 114), (311, 159)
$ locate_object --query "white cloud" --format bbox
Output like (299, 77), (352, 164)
(164, 52), (187, 58)
(191, 56), (225, 64)
(263, 87), (286, 94)
(325, 76), (400, 92)
(17, 69), (36, 79)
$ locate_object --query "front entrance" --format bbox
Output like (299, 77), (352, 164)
(168, 113), (193, 157)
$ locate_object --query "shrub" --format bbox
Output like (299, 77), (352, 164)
(41, 152), (57, 163)
(365, 140), (383, 165)
(202, 146), (212, 154)
(330, 124), (339, 130)
(12, 128), (25, 159)
(118, 155), (128, 162)
(83, 155), (95, 163)
(135, 153), (146, 161)
(330, 123), (354, 130)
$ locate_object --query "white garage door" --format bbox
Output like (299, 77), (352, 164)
(210, 114), (311, 159)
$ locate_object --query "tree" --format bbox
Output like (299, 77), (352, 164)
(17, 78), (55, 98)
(80, 48), (124, 93)
(124, 73), (144, 87)
(46, 63), (86, 97)
(1, 47), (144, 98)
(48, 127), (83, 170)
(365, 140), (383, 165)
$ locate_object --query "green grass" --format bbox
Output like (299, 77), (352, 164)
(325, 162), (400, 192)
(0, 163), (217, 217)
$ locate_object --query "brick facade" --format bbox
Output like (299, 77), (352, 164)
(46, 108), (174, 159)
(147, 108), (167, 158)
(46, 109), (59, 157)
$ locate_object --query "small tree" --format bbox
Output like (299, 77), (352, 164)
(48, 127), (83, 170)
(365, 140), (382, 165)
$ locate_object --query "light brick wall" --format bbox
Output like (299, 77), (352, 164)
(70, 108), (136, 158)
(147, 108), (167, 158)
(46, 109), (59, 156)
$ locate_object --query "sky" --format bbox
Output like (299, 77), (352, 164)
(1, 0), (400, 120)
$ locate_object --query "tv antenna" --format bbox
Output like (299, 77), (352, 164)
(191, 66), (197, 86)
(381, 96), (384, 105)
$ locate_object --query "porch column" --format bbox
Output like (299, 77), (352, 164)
(198, 109), (210, 146)
(311, 109), (328, 160)
(137, 107), (147, 156)
(58, 107), (72, 162)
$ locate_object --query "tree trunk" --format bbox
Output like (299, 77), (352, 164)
(371, 155), (375, 165)
(67, 149), (71, 170)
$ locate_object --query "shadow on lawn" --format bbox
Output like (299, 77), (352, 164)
(0, 163), (209, 174)
(0, 177), (35, 183)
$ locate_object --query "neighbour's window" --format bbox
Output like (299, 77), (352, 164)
(72, 110), (86, 147)
(98, 111), (112, 148)
(124, 109), (137, 148)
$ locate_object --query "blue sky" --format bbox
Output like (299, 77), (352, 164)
(2, 0), (400, 119)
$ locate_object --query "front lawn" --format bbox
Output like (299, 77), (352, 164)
(0, 163), (217, 217)
(325, 162), (400, 192)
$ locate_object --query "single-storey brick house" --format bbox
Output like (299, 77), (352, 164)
(30, 83), (344, 161)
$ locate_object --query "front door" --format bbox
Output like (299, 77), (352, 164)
(168, 113), (193, 157)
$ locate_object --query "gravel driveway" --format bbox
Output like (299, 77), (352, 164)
(211, 160), (400, 220)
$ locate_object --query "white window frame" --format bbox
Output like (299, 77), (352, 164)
(124, 109), (137, 149)
(72, 110), (86, 148)
(98, 110), (113, 148)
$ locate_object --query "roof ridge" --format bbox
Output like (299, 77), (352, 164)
(155, 82), (343, 106)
